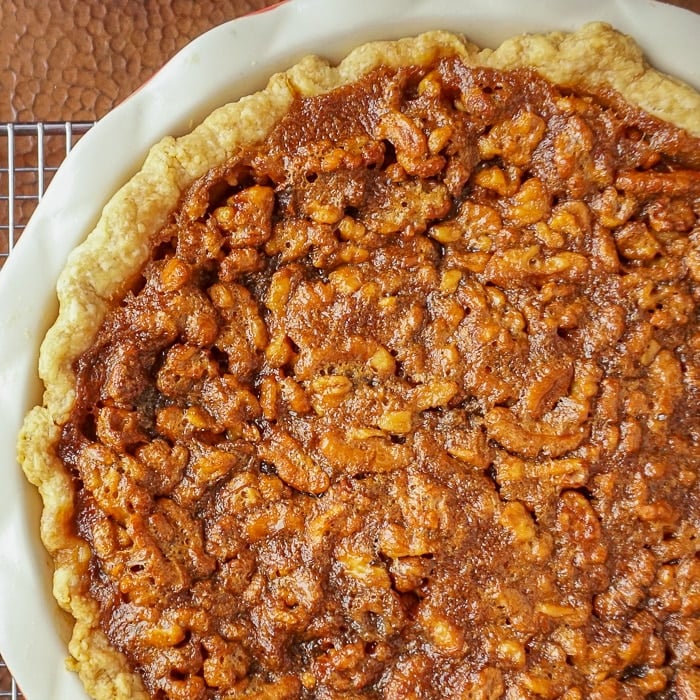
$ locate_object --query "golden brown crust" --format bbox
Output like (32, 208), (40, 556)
(17, 23), (700, 700)
(483, 22), (700, 136)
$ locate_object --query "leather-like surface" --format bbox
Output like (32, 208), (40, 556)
(0, 0), (281, 122)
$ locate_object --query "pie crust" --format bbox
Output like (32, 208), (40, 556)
(17, 23), (700, 700)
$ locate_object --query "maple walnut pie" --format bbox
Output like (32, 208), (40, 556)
(17, 24), (700, 700)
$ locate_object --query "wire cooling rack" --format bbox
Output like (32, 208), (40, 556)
(0, 122), (93, 268)
(0, 658), (23, 700)
(0, 120), (94, 698)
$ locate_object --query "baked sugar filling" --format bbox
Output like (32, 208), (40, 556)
(58, 59), (699, 699)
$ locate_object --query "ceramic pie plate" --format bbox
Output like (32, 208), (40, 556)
(0, 0), (698, 697)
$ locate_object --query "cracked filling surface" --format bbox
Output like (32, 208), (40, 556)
(59, 58), (700, 699)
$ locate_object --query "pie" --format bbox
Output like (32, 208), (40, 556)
(18, 23), (700, 700)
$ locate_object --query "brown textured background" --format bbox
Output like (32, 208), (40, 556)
(0, 0), (699, 695)
(1, 0), (282, 122)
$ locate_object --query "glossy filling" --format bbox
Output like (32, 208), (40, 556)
(60, 59), (700, 699)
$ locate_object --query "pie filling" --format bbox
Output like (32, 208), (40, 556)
(59, 59), (699, 699)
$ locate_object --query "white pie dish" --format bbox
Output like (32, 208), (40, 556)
(0, 0), (698, 697)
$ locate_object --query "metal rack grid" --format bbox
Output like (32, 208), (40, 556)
(0, 658), (22, 700)
(0, 121), (94, 698)
(0, 122), (94, 268)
